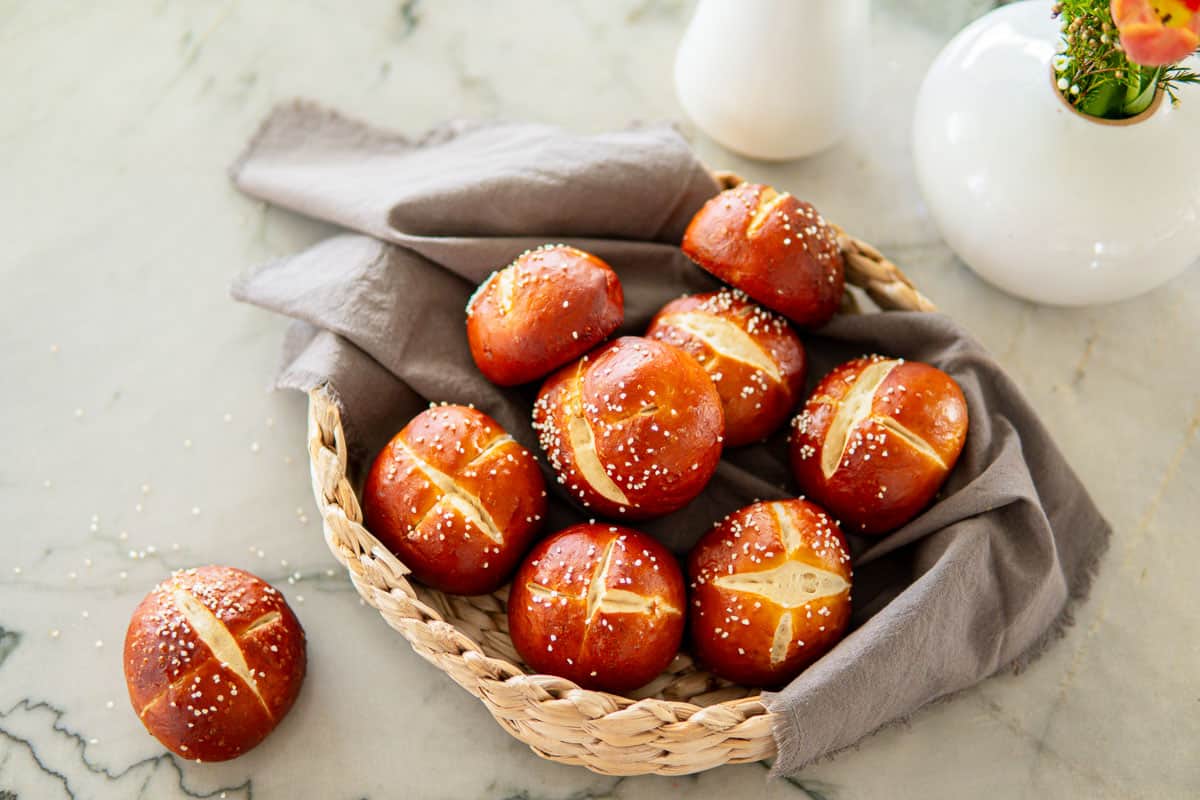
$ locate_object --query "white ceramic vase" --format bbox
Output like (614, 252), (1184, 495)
(674, 0), (870, 161)
(913, 0), (1200, 306)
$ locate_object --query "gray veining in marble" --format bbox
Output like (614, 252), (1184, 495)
(2, 0), (1197, 798)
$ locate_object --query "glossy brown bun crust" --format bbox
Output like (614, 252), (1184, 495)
(508, 523), (685, 692)
(682, 183), (844, 327)
(532, 336), (724, 520)
(466, 245), (624, 386)
(123, 566), (306, 762)
(790, 356), (969, 535)
(363, 404), (547, 595)
(687, 500), (852, 687)
(646, 289), (807, 446)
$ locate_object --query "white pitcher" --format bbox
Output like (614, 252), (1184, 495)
(674, 0), (870, 161)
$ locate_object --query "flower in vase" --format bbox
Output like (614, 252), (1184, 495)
(1111, 0), (1200, 65)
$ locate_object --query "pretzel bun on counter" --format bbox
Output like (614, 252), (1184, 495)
(508, 523), (686, 692)
(363, 404), (547, 595)
(532, 336), (724, 520)
(123, 566), (306, 762)
(687, 500), (852, 687)
(645, 289), (807, 446)
(790, 356), (968, 535)
(681, 183), (844, 327)
(466, 244), (624, 386)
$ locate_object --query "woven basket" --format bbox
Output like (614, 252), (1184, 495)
(304, 180), (935, 776)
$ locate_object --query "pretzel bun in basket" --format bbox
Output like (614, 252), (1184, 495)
(645, 289), (806, 446)
(363, 404), (547, 594)
(790, 356), (968, 534)
(466, 245), (624, 386)
(508, 523), (686, 692)
(682, 183), (844, 327)
(532, 336), (724, 520)
(687, 500), (852, 687)
(123, 566), (306, 761)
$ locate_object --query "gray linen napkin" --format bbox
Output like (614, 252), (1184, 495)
(230, 102), (1110, 776)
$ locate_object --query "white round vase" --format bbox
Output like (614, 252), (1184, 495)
(675, 0), (870, 161)
(913, 0), (1200, 306)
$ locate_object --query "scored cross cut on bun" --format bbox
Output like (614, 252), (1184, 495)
(466, 244), (623, 386)
(363, 404), (547, 595)
(646, 289), (806, 446)
(790, 355), (969, 535)
(688, 500), (852, 687)
(123, 566), (306, 762)
(507, 523), (686, 692)
(682, 183), (844, 327)
(532, 336), (724, 520)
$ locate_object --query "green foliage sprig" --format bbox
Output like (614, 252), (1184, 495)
(1052, 0), (1200, 119)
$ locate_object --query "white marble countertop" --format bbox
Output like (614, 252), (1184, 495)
(3, 1), (1198, 798)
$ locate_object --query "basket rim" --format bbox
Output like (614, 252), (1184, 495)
(303, 224), (934, 776)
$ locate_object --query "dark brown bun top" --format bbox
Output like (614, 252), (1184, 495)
(532, 336), (724, 519)
(791, 356), (969, 534)
(123, 566), (306, 762)
(687, 499), (852, 687)
(466, 244), (623, 386)
(682, 183), (844, 327)
(645, 288), (807, 446)
(362, 403), (547, 595)
(507, 523), (685, 692)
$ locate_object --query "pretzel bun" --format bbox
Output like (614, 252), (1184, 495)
(645, 289), (806, 446)
(363, 404), (547, 594)
(688, 500), (852, 687)
(682, 183), (844, 327)
(790, 356), (968, 535)
(466, 245), (624, 386)
(508, 523), (686, 692)
(123, 566), (306, 761)
(532, 336), (724, 520)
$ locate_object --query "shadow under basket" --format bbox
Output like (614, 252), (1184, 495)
(304, 196), (935, 776)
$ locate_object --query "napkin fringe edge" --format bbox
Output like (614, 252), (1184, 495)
(766, 517), (1112, 779)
